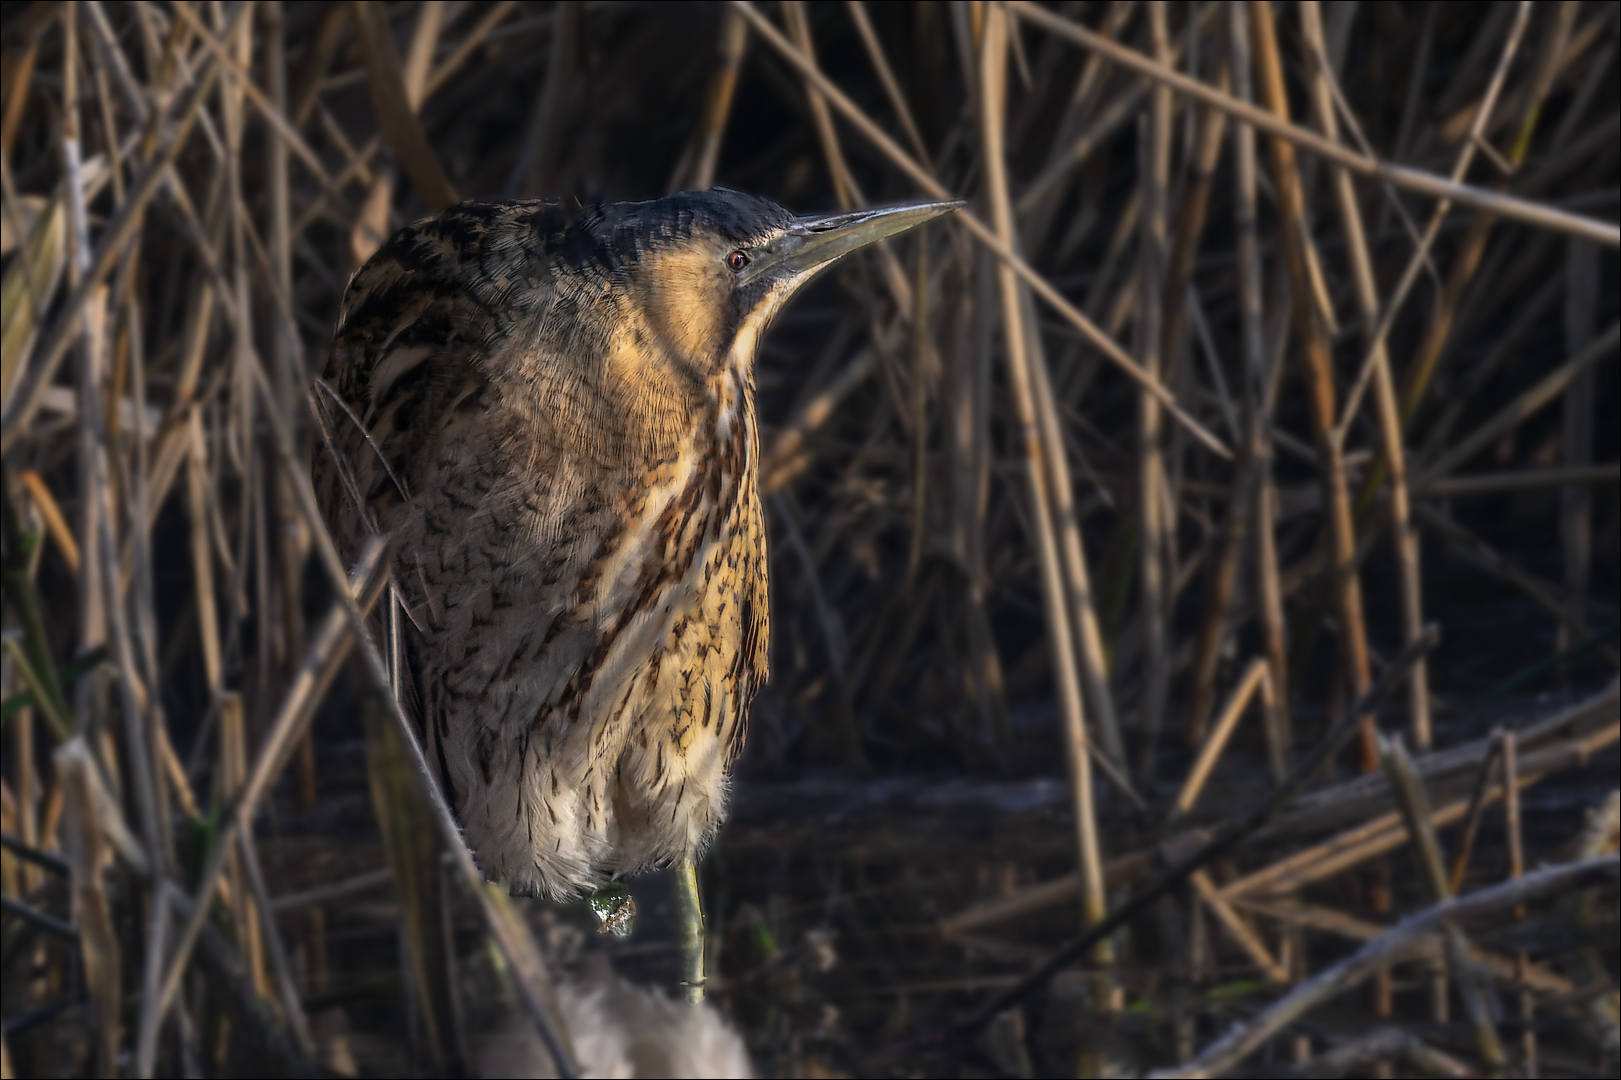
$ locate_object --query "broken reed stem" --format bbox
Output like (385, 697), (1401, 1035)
(980, 1), (1109, 954)
(1175, 658), (1268, 819)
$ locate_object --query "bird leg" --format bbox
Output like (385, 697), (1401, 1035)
(673, 855), (706, 1004)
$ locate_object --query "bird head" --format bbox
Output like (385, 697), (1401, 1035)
(579, 189), (962, 388)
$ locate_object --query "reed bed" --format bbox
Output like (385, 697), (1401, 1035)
(0, 2), (1617, 1077)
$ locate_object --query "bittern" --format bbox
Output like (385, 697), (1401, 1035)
(314, 189), (958, 998)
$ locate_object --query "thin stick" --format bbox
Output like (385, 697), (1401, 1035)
(1420, 464), (1620, 497)
(1219, 722), (1619, 900)
(1561, 236), (1598, 651)
(236, 824), (315, 1056)
(1446, 730), (1505, 895)
(1174, 658), (1268, 818)
(1024, 282), (1124, 764)
(17, 469), (80, 577)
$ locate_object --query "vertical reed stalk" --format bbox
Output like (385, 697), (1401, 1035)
(980, 3), (1108, 956)
(1134, 3), (1172, 781)
(220, 695), (269, 997)
(1297, 1), (1432, 750)
(1227, 1), (1291, 779)
(1502, 732), (1537, 1077)
(1560, 237), (1596, 651)
(1249, 0), (1373, 768)
(679, 7), (748, 192)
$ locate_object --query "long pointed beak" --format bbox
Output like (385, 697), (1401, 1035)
(737, 199), (964, 291)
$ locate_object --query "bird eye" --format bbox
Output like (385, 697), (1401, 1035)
(727, 250), (749, 272)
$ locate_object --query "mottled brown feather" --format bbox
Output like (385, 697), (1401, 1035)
(314, 193), (781, 898)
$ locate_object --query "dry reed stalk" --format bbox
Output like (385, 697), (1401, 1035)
(1388, 5), (1578, 484)
(350, 0), (455, 212)
(0, 4), (237, 454)
(54, 737), (121, 1079)
(1133, 3), (1171, 782)
(1249, 0), (1375, 771)
(1413, 503), (1614, 665)
(1226, 2), (1290, 781)
(782, 1), (857, 211)
(1173, 88), (1240, 746)
(508, 0), (574, 199)
(980, 3), (1108, 954)
(1234, 893), (1576, 996)
(234, 823), (316, 1057)
(1500, 731), (1540, 1076)
(779, 2), (912, 313)
(1417, 322), (1620, 488)
(218, 694), (268, 999)
(672, 6), (748, 193)
(1297, 1), (1433, 752)
(844, 1), (929, 170)
(906, 230), (929, 584)
(1024, 290), (1124, 765)
(1561, 236), (1598, 651)
(1173, 658), (1268, 819)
